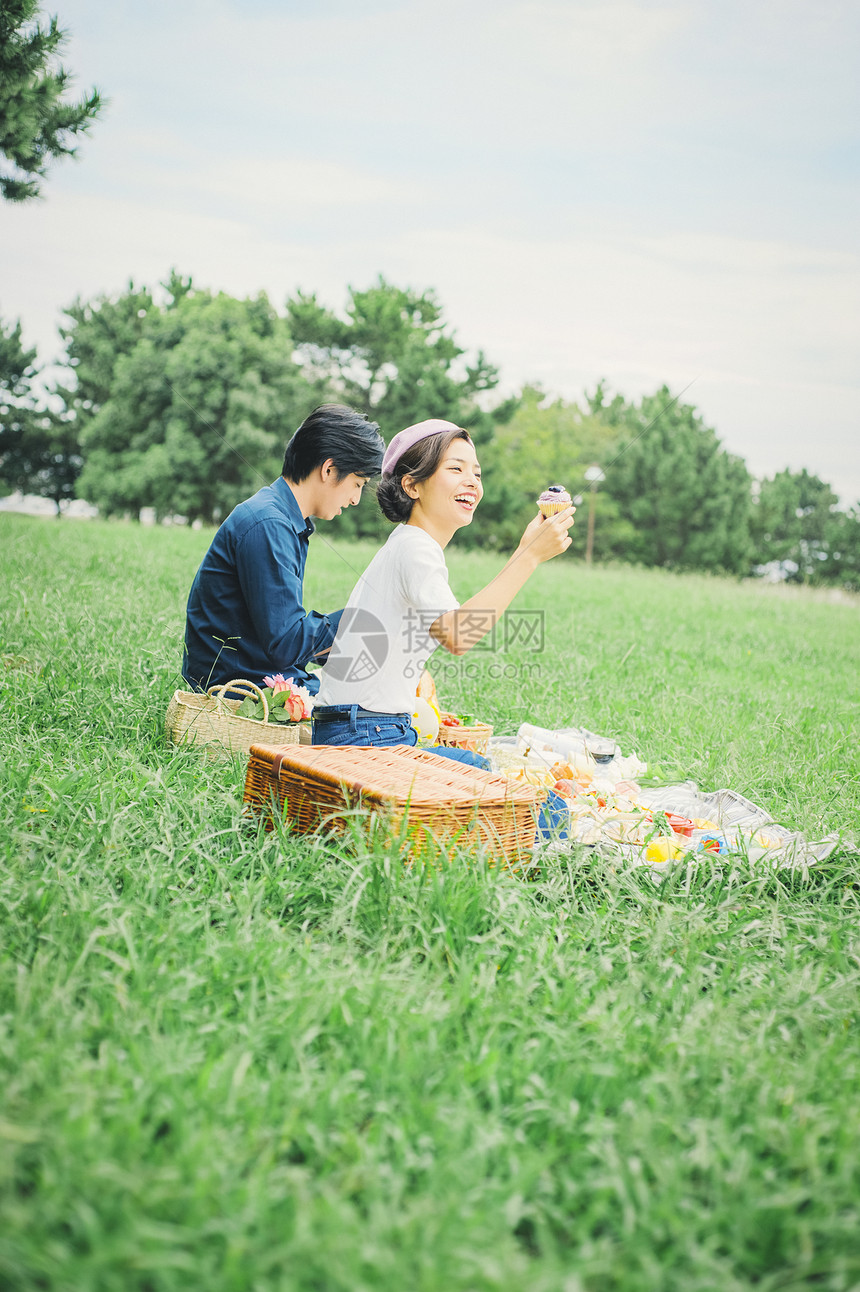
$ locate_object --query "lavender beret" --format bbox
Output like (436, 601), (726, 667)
(381, 419), (463, 477)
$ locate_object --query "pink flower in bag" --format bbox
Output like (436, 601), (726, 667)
(261, 672), (314, 722)
(285, 693), (306, 722)
(263, 673), (291, 694)
(293, 684), (314, 719)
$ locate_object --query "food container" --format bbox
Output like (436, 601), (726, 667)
(665, 812), (695, 837)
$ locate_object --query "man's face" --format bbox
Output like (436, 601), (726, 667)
(315, 471), (371, 520)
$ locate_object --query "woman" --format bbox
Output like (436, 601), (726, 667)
(312, 418), (574, 760)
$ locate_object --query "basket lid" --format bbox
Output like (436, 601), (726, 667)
(248, 742), (538, 808)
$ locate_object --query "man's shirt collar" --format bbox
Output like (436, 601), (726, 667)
(274, 476), (315, 539)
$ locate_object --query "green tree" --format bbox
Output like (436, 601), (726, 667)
(0, 313), (80, 513)
(55, 278), (159, 436)
(287, 276), (499, 424)
(51, 277), (169, 513)
(0, 311), (34, 401)
(750, 468), (841, 582)
(818, 506), (860, 591)
(0, 404), (82, 513)
(0, 313), (37, 488)
(75, 285), (316, 523)
(0, 0), (103, 201)
(602, 386), (753, 573)
(476, 384), (636, 553)
(286, 276), (514, 543)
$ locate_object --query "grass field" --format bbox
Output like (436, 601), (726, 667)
(2, 511), (859, 1292)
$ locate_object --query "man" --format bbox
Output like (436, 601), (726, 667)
(182, 404), (384, 692)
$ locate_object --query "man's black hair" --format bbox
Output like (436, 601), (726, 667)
(282, 405), (384, 482)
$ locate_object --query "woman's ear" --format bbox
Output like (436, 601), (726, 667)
(401, 474), (420, 501)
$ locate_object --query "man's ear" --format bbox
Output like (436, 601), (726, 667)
(401, 473), (420, 500)
(320, 458), (337, 481)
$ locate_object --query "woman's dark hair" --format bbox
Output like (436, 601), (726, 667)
(282, 405), (384, 482)
(377, 428), (473, 523)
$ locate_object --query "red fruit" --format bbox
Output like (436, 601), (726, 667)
(554, 779), (577, 797)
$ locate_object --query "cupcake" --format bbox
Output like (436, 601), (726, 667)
(537, 484), (572, 517)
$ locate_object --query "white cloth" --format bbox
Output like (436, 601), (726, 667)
(316, 525), (459, 715)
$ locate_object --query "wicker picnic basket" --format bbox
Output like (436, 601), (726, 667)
(243, 742), (538, 864)
(165, 679), (311, 759)
(437, 714), (494, 756)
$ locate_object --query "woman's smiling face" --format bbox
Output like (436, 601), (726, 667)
(404, 440), (483, 543)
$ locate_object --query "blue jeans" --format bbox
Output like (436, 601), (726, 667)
(311, 705), (491, 771)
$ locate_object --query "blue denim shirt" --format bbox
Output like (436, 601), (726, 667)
(182, 477), (342, 693)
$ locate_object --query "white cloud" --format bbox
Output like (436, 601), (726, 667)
(3, 0), (858, 505)
(372, 225), (860, 499)
(5, 185), (857, 501)
(143, 154), (426, 212)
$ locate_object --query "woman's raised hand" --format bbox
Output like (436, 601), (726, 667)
(516, 504), (576, 565)
(433, 502), (576, 655)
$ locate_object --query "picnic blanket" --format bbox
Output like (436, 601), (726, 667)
(488, 725), (842, 873)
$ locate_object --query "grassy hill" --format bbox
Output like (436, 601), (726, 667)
(1, 513), (859, 1290)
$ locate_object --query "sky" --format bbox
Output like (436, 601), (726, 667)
(3, 0), (859, 503)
